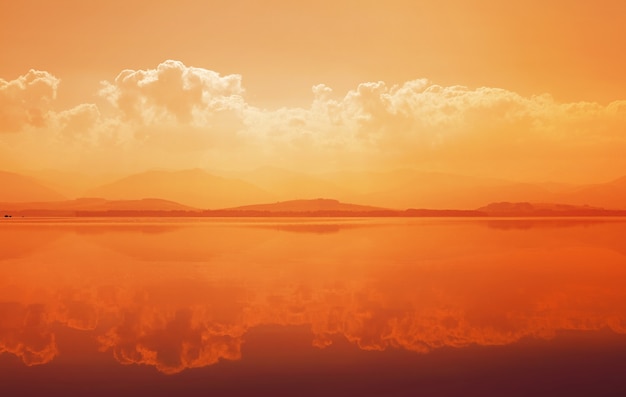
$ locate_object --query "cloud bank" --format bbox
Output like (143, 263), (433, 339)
(1, 60), (625, 181)
(0, 70), (59, 132)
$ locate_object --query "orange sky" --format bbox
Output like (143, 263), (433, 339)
(1, 0), (626, 183)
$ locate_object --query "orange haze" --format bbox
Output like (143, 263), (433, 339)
(1, 0), (626, 193)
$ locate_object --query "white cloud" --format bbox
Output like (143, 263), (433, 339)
(0, 70), (59, 132)
(2, 60), (626, 179)
(99, 60), (246, 126)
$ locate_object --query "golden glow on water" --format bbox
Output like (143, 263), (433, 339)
(2, 218), (625, 375)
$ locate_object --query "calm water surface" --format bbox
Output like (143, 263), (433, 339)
(1, 217), (626, 396)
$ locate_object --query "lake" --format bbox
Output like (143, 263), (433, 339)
(1, 217), (626, 396)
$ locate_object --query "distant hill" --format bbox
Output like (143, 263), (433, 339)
(0, 170), (65, 202)
(24, 169), (117, 198)
(324, 170), (626, 210)
(477, 202), (626, 216)
(3, 197), (626, 218)
(237, 166), (352, 202)
(0, 198), (197, 216)
(209, 198), (486, 217)
(224, 198), (388, 213)
(85, 169), (274, 209)
(555, 176), (626, 209)
(321, 169), (554, 209)
(5, 165), (626, 213)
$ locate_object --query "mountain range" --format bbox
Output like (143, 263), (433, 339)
(83, 169), (274, 209)
(0, 197), (195, 212)
(224, 198), (386, 213)
(3, 167), (626, 211)
(0, 171), (66, 202)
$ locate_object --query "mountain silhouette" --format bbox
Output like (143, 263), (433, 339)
(1, 198), (197, 215)
(477, 201), (626, 216)
(24, 169), (116, 198)
(554, 175), (626, 209)
(224, 198), (388, 213)
(237, 166), (352, 202)
(6, 166), (626, 211)
(85, 169), (274, 209)
(323, 169), (554, 209)
(0, 170), (66, 202)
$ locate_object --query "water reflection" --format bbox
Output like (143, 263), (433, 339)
(1, 218), (626, 374)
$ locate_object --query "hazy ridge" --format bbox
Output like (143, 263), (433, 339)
(3, 167), (626, 212)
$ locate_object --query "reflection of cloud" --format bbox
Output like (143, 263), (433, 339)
(0, 303), (58, 365)
(55, 288), (100, 331)
(99, 307), (244, 374)
(91, 279), (253, 374)
(2, 271), (626, 373)
(309, 291), (626, 354)
(2, 221), (626, 373)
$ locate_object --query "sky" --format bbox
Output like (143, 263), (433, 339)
(1, 0), (626, 183)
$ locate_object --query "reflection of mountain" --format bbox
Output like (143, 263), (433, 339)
(0, 170), (65, 202)
(85, 169), (274, 209)
(0, 225), (64, 261)
(78, 222), (270, 262)
(484, 218), (619, 231)
(2, 219), (626, 373)
(253, 222), (382, 234)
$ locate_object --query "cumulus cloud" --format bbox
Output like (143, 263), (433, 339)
(242, 78), (626, 177)
(99, 59), (245, 126)
(2, 60), (626, 180)
(0, 70), (59, 132)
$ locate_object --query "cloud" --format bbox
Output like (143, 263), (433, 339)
(99, 59), (245, 126)
(0, 70), (59, 132)
(2, 60), (626, 180)
(245, 79), (626, 177)
(93, 59), (618, 155)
